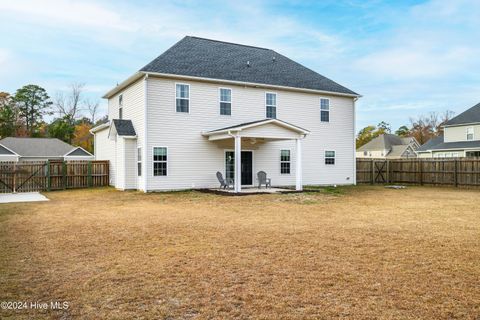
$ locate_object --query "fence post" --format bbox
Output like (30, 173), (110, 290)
(386, 160), (390, 184)
(12, 162), (17, 193)
(454, 159), (458, 187)
(419, 159), (423, 186)
(88, 161), (93, 187)
(46, 160), (51, 191)
(371, 159), (374, 184)
(62, 161), (67, 189)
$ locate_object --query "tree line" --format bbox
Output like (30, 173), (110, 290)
(0, 83), (106, 152)
(356, 110), (454, 148)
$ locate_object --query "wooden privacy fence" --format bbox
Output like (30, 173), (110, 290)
(0, 160), (109, 193)
(357, 158), (480, 187)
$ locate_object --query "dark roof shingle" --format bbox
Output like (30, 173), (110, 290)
(141, 36), (358, 96)
(112, 119), (136, 136)
(444, 102), (480, 126)
(417, 134), (480, 151)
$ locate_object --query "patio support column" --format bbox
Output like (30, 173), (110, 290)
(295, 138), (303, 191)
(234, 135), (242, 193)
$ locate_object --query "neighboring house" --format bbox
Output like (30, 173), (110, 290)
(417, 102), (480, 158)
(0, 137), (93, 162)
(356, 134), (419, 159)
(91, 36), (360, 192)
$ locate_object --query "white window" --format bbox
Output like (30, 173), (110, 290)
(467, 127), (474, 140)
(445, 152), (452, 158)
(153, 147), (168, 176)
(320, 98), (330, 122)
(176, 84), (189, 113)
(452, 152), (459, 157)
(119, 94), (123, 119)
(280, 150), (291, 174)
(219, 88), (231, 115)
(325, 150), (335, 165)
(266, 93), (277, 119)
(137, 147), (142, 177)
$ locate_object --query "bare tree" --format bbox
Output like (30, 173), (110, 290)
(409, 110), (455, 144)
(85, 99), (100, 124)
(55, 82), (85, 120)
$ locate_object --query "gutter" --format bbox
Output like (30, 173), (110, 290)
(103, 71), (362, 100)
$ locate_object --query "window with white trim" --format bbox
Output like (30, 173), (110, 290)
(219, 88), (231, 115)
(452, 152), (459, 157)
(137, 147), (142, 176)
(280, 150), (291, 174)
(467, 127), (474, 140)
(119, 94), (123, 119)
(325, 150), (335, 165)
(266, 93), (276, 119)
(320, 98), (330, 122)
(153, 147), (167, 176)
(176, 84), (189, 113)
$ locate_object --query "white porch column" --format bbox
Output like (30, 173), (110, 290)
(295, 138), (303, 191)
(234, 135), (242, 193)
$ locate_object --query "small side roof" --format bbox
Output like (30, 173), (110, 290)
(111, 119), (137, 137)
(444, 102), (480, 126)
(0, 137), (76, 157)
(64, 147), (93, 157)
(0, 144), (17, 155)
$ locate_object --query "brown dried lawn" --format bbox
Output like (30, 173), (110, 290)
(0, 186), (479, 319)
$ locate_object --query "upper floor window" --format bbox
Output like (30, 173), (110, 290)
(153, 147), (168, 176)
(467, 127), (474, 141)
(325, 150), (335, 165)
(320, 98), (330, 122)
(176, 84), (189, 113)
(219, 88), (231, 115)
(280, 150), (291, 174)
(266, 93), (277, 119)
(119, 94), (123, 119)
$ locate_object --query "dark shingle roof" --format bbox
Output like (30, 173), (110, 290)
(357, 134), (408, 151)
(66, 148), (91, 156)
(112, 119), (136, 136)
(417, 134), (480, 151)
(444, 102), (480, 126)
(0, 137), (74, 157)
(141, 36), (358, 96)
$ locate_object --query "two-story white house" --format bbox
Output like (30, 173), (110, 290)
(417, 102), (480, 158)
(91, 36), (360, 192)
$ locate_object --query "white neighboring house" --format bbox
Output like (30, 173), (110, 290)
(417, 102), (480, 158)
(356, 134), (419, 159)
(0, 137), (93, 162)
(91, 36), (360, 192)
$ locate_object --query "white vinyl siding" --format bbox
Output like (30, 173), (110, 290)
(93, 127), (116, 186)
(145, 77), (355, 190)
(444, 124), (480, 142)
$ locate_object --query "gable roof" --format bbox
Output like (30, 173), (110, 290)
(416, 134), (480, 152)
(0, 137), (75, 157)
(139, 36), (358, 96)
(444, 102), (480, 126)
(0, 144), (16, 155)
(357, 134), (409, 152)
(386, 145), (416, 158)
(65, 147), (93, 157)
(111, 119), (136, 136)
(204, 118), (310, 136)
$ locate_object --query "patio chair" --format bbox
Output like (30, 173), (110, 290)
(257, 171), (271, 189)
(216, 171), (234, 189)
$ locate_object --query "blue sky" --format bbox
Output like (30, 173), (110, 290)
(0, 0), (479, 131)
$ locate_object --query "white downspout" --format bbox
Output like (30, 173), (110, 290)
(143, 74), (149, 192)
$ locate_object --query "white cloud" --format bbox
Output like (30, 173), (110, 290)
(0, 0), (137, 31)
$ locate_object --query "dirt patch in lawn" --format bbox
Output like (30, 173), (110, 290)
(0, 186), (479, 319)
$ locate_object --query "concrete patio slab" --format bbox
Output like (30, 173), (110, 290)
(0, 192), (50, 204)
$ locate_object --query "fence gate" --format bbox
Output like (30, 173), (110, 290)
(373, 160), (388, 184)
(0, 162), (48, 193)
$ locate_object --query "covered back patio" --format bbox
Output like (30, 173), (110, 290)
(202, 119), (310, 193)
